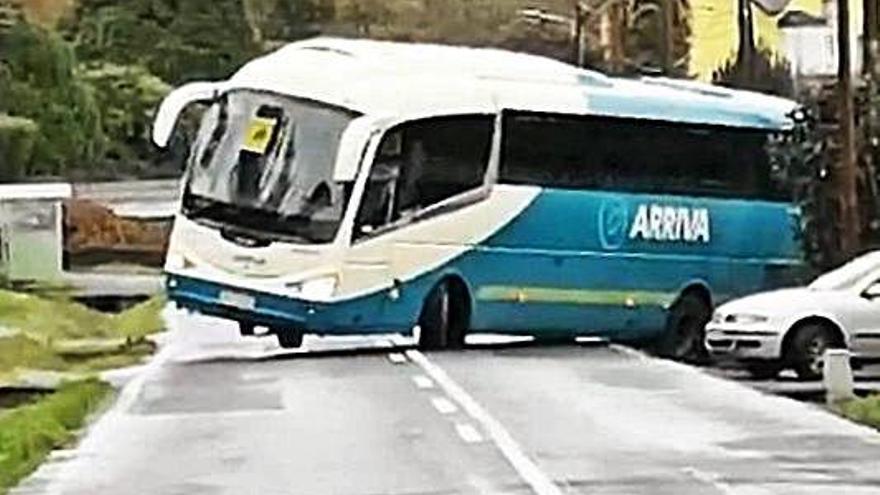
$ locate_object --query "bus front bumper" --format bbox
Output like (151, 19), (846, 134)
(166, 273), (324, 332)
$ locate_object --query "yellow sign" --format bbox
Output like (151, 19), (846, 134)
(241, 117), (278, 154)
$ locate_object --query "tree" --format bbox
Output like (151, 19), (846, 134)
(712, 45), (794, 97)
(66, 0), (260, 84)
(79, 63), (171, 173)
(0, 21), (105, 178)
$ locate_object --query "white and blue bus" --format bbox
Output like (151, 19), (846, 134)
(153, 38), (802, 360)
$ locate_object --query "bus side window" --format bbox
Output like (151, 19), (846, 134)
(354, 115), (493, 240)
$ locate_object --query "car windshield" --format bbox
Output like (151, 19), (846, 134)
(809, 252), (880, 290)
(183, 90), (358, 244)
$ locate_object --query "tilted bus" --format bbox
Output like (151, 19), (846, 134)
(153, 38), (802, 360)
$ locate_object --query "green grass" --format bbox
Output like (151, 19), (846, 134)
(839, 394), (880, 430)
(0, 292), (166, 381)
(0, 290), (166, 342)
(0, 379), (112, 494)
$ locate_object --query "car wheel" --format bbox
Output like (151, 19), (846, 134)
(786, 323), (843, 381)
(745, 361), (783, 380)
(652, 293), (711, 363)
(275, 329), (304, 349)
(418, 281), (465, 351)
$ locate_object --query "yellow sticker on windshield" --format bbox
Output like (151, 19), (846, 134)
(242, 117), (277, 154)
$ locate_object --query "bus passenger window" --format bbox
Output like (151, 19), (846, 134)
(500, 111), (787, 201)
(354, 115), (493, 239)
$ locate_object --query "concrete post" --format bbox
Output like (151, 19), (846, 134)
(824, 348), (855, 405)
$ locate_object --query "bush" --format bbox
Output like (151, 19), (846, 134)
(0, 115), (38, 180)
(79, 63), (171, 169)
(0, 22), (105, 178)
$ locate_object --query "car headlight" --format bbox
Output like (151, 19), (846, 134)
(728, 313), (769, 324)
(287, 275), (338, 300)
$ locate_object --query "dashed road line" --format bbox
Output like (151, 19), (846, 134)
(455, 423), (485, 444)
(431, 396), (458, 415)
(405, 350), (563, 495)
(412, 374), (435, 389)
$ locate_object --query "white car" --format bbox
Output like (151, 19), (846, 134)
(706, 251), (880, 380)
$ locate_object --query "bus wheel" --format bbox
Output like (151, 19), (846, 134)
(418, 281), (466, 351)
(653, 293), (711, 363)
(239, 322), (255, 336)
(275, 329), (304, 349)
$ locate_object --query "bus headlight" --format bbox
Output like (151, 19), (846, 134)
(288, 275), (338, 300)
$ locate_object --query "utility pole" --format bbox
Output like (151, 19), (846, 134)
(736, 0), (756, 82)
(864, 0), (878, 76)
(835, 0), (861, 258)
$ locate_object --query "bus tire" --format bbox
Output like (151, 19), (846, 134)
(785, 323), (843, 381)
(653, 293), (711, 363)
(239, 322), (255, 336)
(418, 281), (466, 351)
(275, 329), (304, 349)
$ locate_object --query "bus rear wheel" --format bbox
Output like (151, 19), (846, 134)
(275, 328), (303, 349)
(652, 293), (711, 363)
(418, 281), (467, 351)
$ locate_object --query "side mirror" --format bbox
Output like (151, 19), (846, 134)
(152, 81), (223, 149)
(863, 283), (880, 300)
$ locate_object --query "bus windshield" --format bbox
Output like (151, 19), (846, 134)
(183, 90), (357, 244)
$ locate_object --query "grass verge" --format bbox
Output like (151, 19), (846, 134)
(839, 394), (880, 430)
(0, 290), (166, 341)
(0, 293), (166, 381)
(0, 379), (112, 494)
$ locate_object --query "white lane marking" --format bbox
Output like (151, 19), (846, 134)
(455, 423), (485, 444)
(413, 375), (435, 389)
(387, 352), (408, 364)
(431, 396), (458, 415)
(405, 350), (563, 495)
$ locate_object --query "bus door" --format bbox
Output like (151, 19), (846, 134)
(339, 115), (497, 331)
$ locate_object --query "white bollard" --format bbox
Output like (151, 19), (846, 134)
(824, 348), (855, 405)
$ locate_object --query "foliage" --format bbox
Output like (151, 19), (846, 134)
(712, 45), (794, 97)
(766, 104), (833, 269)
(0, 115), (38, 180)
(0, 290), (166, 342)
(78, 63), (171, 170)
(625, 0), (691, 76)
(0, 21), (105, 178)
(66, 0), (260, 85)
(0, 379), (111, 493)
(244, 0), (334, 43)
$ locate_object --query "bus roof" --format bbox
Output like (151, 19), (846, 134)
(228, 38), (797, 131)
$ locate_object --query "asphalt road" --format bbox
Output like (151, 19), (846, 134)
(14, 309), (880, 495)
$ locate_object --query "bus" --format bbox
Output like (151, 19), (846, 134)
(153, 38), (803, 361)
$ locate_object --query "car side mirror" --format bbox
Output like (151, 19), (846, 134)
(863, 283), (880, 300)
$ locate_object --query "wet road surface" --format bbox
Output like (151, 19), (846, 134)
(13, 309), (880, 495)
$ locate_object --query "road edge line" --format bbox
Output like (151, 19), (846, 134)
(405, 350), (563, 495)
